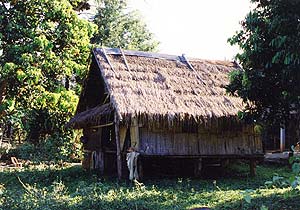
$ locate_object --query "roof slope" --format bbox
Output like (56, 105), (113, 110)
(93, 48), (243, 122)
(66, 103), (114, 129)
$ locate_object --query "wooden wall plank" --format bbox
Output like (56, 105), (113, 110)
(138, 125), (263, 156)
(119, 126), (127, 151)
(130, 118), (140, 150)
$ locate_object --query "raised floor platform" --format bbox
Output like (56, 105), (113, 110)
(264, 151), (300, 164)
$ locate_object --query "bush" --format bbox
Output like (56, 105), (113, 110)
(11, 142), (36, 160)
(0, 142), (12, 159)
(9, 132), (82, 162)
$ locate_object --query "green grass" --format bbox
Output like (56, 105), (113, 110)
(0, 162), (299, 210)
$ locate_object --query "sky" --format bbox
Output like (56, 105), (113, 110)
(127, 0), (252, 60)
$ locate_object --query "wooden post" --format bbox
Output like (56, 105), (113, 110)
(194, 158), (202, 177)
(221, 159), (230, 168)
(130, 118), (140, 149)
(82, 150), (92, 170)
(250, 159), (256, 177)
(137, 156), (143, 181)
(280, 126), (286, 152)
(114, 114), (122, 180)
(98, 151), (104, 175)
(119, 127), (127, 152)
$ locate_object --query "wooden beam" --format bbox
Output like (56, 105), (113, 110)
(101, 47), (116, 73)
(181, 54), (206, 85)
(114, 113), (122, 180)
(120, 48), (131, 71)
(89, 122), (114, 129)
(181, 54), (195, 71)
(139, 154), (264, 159)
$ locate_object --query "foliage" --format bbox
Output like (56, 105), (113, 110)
(0, 142), (11, 159)
(226, 0), (300, 125)
(240, 152), (300, 210)
(92, 0), (159, 51)
(0, 0), (97, 159)
(69, 0), (91, 11)
(10, 133), (82, 162)
(0, 0), (159, 161)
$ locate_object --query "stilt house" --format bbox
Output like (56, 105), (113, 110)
(67, 48), (263, 179)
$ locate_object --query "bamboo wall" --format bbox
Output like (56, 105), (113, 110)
(138, 126), (262, 156)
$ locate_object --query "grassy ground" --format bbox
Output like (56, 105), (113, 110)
(0, 161), (299, 210)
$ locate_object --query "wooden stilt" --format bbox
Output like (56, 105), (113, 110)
(194, 158), (202, 177)
(137, 156), (143, 181)
(250, 159), (256, 177)
(99, 151), (104, 175)
(114, 114), (122, 180)
(82, 150), (92, 171)
(221, 159), (230, 168)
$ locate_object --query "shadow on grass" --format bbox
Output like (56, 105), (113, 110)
(0, 162), (295, 210)
(213, 189), (300, 210)
(0, 160), (291, 190)
(0, 164), (89, 187)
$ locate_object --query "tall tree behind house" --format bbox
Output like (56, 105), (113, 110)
(92, 0), (159, 51)
(226, 0), (300, 126)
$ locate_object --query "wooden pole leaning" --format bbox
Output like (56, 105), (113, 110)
(114, 113), (122, 180)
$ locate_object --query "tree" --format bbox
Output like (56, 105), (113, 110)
(226, 0), (300, 126)
(0, 0), (97, 157)
(92, 0), (159, 51)
(0, 0), (158, 160)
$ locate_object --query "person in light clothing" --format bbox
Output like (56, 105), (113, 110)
(126, 147), (140, 180)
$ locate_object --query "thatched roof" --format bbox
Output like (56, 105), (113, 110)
(94, 48), (243, 122)
(66, 103), (114, 129)
(69, 48), (244, 128)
